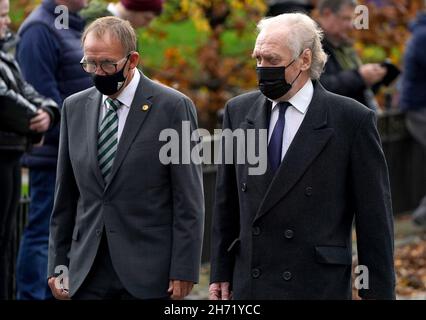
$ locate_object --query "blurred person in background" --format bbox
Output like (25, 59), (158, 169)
(266, 0), (313, 16)
(15, 0), (92, 300)
(317, 0), (386, 111)
(400, 1), (426, 227)
(0, 0), (59, 300)
(80, 0), (163, 28)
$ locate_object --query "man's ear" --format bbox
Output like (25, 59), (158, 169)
(129, 51), (140, 69)
(300, 48), (312, 71)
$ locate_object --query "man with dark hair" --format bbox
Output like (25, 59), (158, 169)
(317, 0), (386, 111)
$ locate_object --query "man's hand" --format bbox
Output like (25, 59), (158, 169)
(167, 280), (194, 300)
(209, 282), (231, 300)
(30, 109), (51, 133)
(358, 63), (387, 87)
(48, 276), (70, 300)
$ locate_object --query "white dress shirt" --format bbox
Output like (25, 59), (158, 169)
(268, 79), (314, 160)
(100, 69), (140, 142)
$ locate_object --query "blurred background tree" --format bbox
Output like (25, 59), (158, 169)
(348, 0), (424, 108)
(139, 0), (266, 129)
(10, 0), (40, 30)
(9, 0), (424, 128)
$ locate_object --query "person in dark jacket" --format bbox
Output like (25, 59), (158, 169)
(400, 8), (426, 227)
(0, 0), (59, 300)
(15, 0), (92, 300)
(209, 12), (395, 300)
(317, 0), (386, 111)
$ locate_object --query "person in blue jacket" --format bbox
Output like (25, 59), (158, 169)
(400, 6), (426, 227)
(15, 0), (92, 300)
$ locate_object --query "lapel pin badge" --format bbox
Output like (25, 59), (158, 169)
(142, 104), (149, 111)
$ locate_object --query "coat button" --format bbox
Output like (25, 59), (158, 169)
(252, 226), (261, 236)
(96, 229), (101, 237)
(252, 268), (261, 279)
(284, 229), (294, 239)
(283, 271), (292, 281)
(241, 183), (247, 192)
(305, 187), (313, 196)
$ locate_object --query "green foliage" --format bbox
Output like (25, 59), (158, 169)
(139, 20), (207, 70)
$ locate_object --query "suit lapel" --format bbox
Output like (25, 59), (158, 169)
(85, 88), (105, 189)
(245, 94), (274, 200)
(254, 82), (335, 221)
(105, 71), (153, 190)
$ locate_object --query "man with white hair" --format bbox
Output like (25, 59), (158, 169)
(209, 13), (395, 300)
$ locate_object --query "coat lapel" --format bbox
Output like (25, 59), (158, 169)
(245, 94), (274, 200)
(104, 71), (153, 191)
(85, 88), (105, 189)
(254, 82), (335, 221)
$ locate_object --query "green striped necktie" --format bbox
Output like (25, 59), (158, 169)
(98, 98), (121, 182)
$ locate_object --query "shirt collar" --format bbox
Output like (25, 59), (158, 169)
(271, 79), (313, 114)
(102, 69), (141, 109)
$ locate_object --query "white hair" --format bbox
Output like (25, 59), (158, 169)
(257, 13), (328, 80)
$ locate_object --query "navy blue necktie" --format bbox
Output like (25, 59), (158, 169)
(268, 101), (291, 173)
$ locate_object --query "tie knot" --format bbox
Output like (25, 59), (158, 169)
(278, 101), (291, 112)
(106, 98), (121, 112)
(277, 101), (291, 117)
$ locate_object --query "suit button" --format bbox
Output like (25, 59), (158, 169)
(96, 229), (101, 237)
(252, 226), (261, 236)
(252, 268), (261, 279)
(241, 183), (247, 192)
(284, 229), (294, 239)
(305, 187), (313, 196)
(283, 271), (292, 281)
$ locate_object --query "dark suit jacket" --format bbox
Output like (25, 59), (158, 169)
(48, 71), (204, 299)
(210, 81), (395, 300)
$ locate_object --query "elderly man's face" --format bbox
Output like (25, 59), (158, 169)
(252, 30), (300, 84)
(0, 0), (11, 40)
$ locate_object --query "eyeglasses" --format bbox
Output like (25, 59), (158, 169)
(80, 53), (131, 74)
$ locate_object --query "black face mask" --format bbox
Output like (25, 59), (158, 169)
(256, 59), (301, 100)
(92, 54), (130, 96)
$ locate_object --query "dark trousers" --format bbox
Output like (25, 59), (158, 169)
(0, 151), (22, 300)
(16, 168), (55, 300)
(72, 232), (137, 300)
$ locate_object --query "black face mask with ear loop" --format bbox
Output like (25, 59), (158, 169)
(92, 54), (131, 96)
(256, 58), (302, 100)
